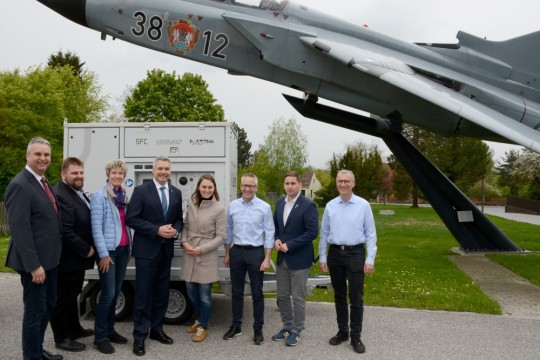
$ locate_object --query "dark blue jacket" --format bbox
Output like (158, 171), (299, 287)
(126, 181), (183, 260)
(273, 194), (318, 270)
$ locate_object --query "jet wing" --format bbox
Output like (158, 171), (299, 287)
(299, 37), (540, 153)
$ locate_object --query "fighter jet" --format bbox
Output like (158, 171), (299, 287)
(37, 0), (539, 251)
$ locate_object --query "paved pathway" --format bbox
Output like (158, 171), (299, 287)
(449, 206), (540, 320)
(449, 254), (540, 320)
(481, 206), (540, 225)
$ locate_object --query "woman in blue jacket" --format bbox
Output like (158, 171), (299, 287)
(90, 159), (132, 354)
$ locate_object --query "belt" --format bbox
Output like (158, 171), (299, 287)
(233, 244), (263, 249)
(330, 244), (363, 251)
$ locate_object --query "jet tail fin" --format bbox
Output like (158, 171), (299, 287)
(457, 30), (540, 76)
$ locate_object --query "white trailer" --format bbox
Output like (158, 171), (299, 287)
(64, 121), (330, 324)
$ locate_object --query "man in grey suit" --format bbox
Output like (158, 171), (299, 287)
(126, 156), (183, 356)
(271, 171), (318, 347)
(5, 137), (63, 360)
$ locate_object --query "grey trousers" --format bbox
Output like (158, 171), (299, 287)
(276, 260), (310, 333)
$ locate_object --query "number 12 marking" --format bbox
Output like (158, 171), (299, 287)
(202, 30), (229, 60)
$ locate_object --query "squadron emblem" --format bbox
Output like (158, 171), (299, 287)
(168, 19), (200, 54)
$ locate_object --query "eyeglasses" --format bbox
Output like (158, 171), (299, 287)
(241, 184), (257, 189)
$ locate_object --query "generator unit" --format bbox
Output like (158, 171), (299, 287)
(64, 121), (237, 324)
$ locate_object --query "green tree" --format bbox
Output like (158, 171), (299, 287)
(0, 65), (106, 197)
(495, 149), (522, 197)
(123, 69), (225, 122)
(388, 124), (493, 206)
(258, 117), (308, 192)
(242, 149), (271, 199)
(314, 168), (331, 188)
(426, 136), (493, 193)
(314, 153), (340, 206)
(47, 50), (85, 78)
(512, 149), (540, 200)
(315, 143), (385, 206)
(231, 122), (252, 169)
(387, 153), (413, 202)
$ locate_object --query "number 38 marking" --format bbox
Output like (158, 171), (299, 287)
(131, 11), (162, 41)
(131, 11), (229, 60)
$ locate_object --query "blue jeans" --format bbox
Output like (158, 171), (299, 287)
(186, 282), (213, 329)
(94, 245), (129, 342)
(19, 266), (58, 360)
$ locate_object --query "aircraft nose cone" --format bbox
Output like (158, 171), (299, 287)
(37, 0), (88, 27)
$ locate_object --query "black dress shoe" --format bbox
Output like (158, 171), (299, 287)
(149, 330), (174, 344)
(55, 338), (86, 352)
(108, 330), (128, 344)
(253, 329), (264, 345)
(70, 328), (94, 340)
(133, 340), (146, 356)
(94, 340), (115, 354)
(223, 325), (242, 340)
(351, 338), (366, 353)
(329, 330), (349, 345)
(42, 349), (63, 360)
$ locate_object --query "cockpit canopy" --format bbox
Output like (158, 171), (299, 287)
(213, 0), (289, 11)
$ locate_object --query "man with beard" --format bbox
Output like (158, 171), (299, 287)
(50, 157), (96, 352)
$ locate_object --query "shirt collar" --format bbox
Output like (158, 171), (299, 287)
(153, 179), (168, 191)
(25, 165), (44, 183)
(285, 192), (301, 205)
(338, 193), (357, 204)
(241, 195), (258, 205)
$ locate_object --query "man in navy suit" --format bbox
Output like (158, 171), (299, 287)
(5, 137), (63, 360)
(50, 157), (95, 352)
(271, 171), (318, 347)
(126, 156), (183, 356)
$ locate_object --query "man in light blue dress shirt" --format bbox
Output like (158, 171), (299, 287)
(319, 170), (377, 354)
(223, 173), (275, 345)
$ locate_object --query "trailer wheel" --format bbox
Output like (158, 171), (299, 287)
(164, 282), (193, 325)
(89, 283), (134, 321)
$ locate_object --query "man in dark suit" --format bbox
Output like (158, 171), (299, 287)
(5, 137), (63, 360)
(271, 171), (318, 347)
(50, 157), (96, 352)
(126, 156), (183, 356)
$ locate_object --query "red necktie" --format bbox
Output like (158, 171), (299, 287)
(40, 177), (58, 213)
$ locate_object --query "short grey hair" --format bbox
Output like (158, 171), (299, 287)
(153, 156), (171, 167)
(337, 169), (355, 182)
(105, 159), (128, 177)
(27, 137), (51, 155)
(241, 173), (258, 186)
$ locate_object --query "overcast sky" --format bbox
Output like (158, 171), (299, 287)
(1, 0), (537, 167)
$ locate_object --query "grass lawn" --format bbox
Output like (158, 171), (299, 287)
(305, 205), (501, 315)
(1, 205), (537, 315)
(0, 235), (13, 273)
(486, 215), (540, 287)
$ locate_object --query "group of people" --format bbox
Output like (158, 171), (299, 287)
(5, 136), (377, 360)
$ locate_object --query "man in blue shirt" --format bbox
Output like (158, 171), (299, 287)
(319, 169), (377, 354)
(223, 173), (275, 345)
